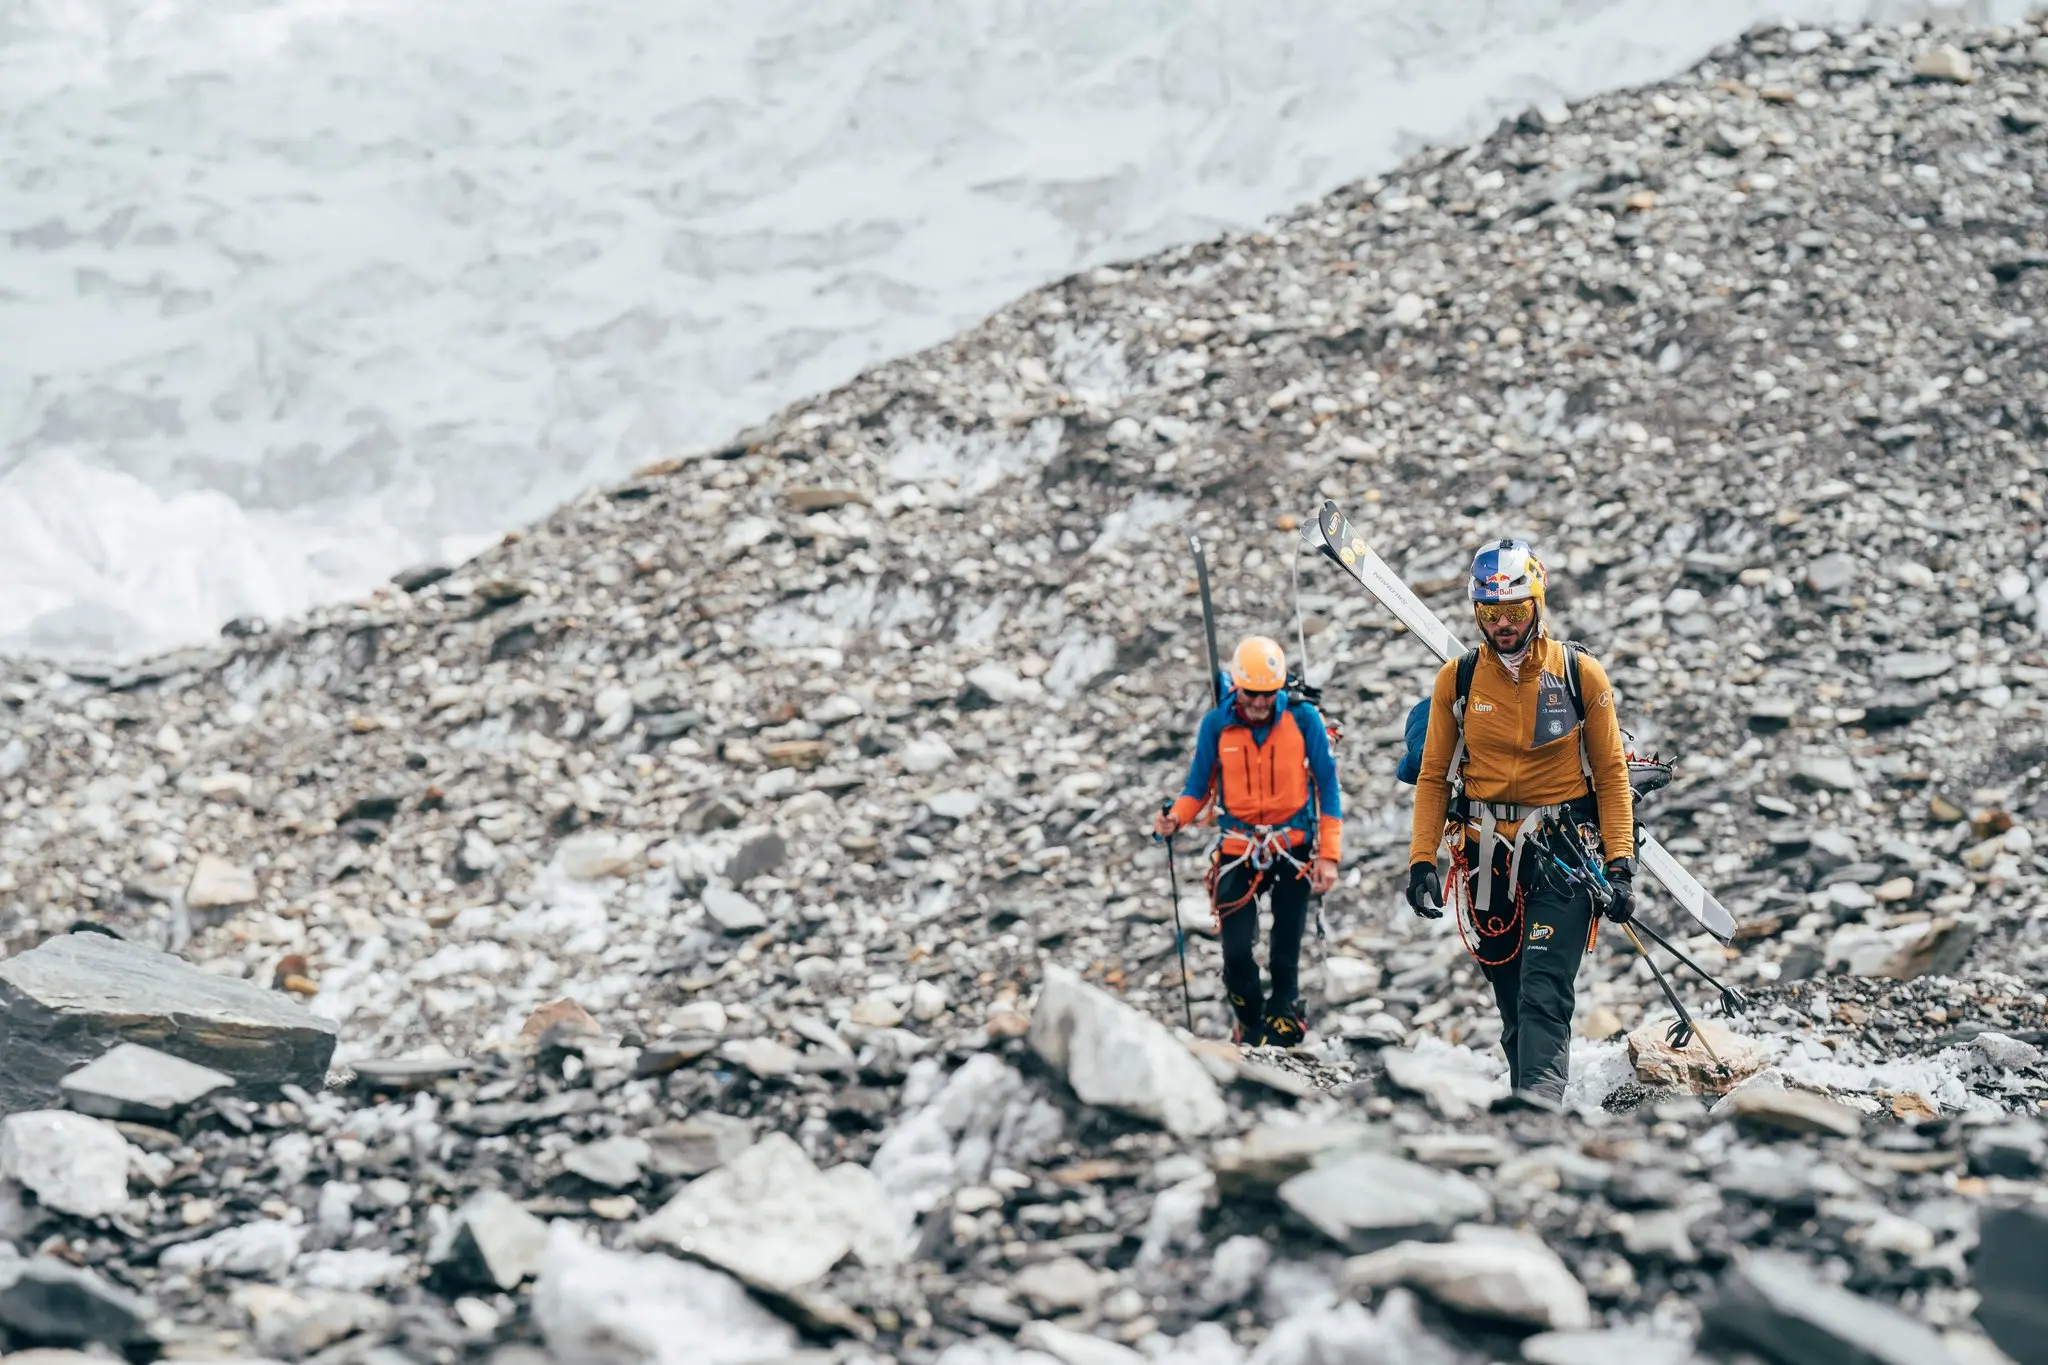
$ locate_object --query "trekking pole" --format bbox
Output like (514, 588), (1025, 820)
(1622, 924), (1730, 1081)
(1633, 920), (1748, 1016)
(1158, 801), (1196, 1033)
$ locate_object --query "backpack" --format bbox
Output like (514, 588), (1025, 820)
(1396, 642), (1588, 787)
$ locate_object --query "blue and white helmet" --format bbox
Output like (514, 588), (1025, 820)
(1468, 539), (1548, 606)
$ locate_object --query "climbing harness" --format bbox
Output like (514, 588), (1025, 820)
(1207, 824), (1314, 922)
(1450, 806), (1609, 966)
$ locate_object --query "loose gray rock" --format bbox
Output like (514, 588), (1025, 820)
(1017, 1320), (1146, 1365)
(160, 1220), (305, 1281)
(1728, 1088), (1863, 1140)
(642, 1113), (754, 1178)
(185, 853), (259, 910)
(1807, 830), (1861, 873)
(428, 1190), (549, 1292)
(630, 1132), (899, 1294)
(1345, 1227), (1591, 1331)
(1791, 757), (1860, 793)
(1380, 1043), (1505, 1120)
(1877, 652), (1953, 682)
(531, 1223), (798, 1365)
(1028, 964), (1226, 1138)
(0, 1111), (135, 1218)
(1522, 1327), (1698, 1365)
(1967, 1121), (2045, 1178)
(1012, 1256), (1108, 1315)
(723, 831), (787, 884)
(700, 882), (767, 934)
(1703, 1249), (1962, 1365)
(239, 1283), (394, 1360)
(1804, 554), (1858, 595)
(58, 1042), (235, 1124)
(1278, 1152), (1493, 1253)
(868, 1053), (1063, 1237)
(0, 1257), (156, 1349)
(0, 933), (336, 1114)
(1972, 1204), (2048, 1365)
(563, 1135), (650, 1188)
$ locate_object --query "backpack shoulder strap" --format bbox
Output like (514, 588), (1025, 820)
(1560, 639), (1586, 720)
(1557, 639), (1596, 781)
(1454, 648), (1480, 713)
(1445, 648), (1481, 793)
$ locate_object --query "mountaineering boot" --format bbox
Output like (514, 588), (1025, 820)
(1261, 999), (1308, 1049)
(1229, 992), (1268, 1047)
(1491, 1087), (1566, 1116)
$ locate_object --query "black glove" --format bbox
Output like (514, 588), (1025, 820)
(1405, 861), (1443, 919)
(1603, 856), (1636, 924)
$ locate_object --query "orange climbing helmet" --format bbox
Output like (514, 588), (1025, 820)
(1228, 635), (1287, 693)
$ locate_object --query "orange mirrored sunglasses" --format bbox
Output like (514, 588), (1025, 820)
(1474, 599), (1535, 628)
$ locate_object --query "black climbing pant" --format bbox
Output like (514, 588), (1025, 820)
(1464, 836), (1596, 1103)
(1214, 855), (1310, 1028)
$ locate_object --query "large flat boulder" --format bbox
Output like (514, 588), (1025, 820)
(0, 933), (338, 1115)
(1027, 964), (1226, 1138)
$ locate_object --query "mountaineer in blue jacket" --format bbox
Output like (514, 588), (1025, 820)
(1152, 636), (1342, 1046)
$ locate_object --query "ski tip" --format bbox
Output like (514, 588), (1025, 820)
(1700, 892), (1738, 944)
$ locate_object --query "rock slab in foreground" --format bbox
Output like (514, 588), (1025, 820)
(1345, 1227), (1591, 1331)
(1278, 1151), (1493, 1253)
(532, 1223), (798, 1365)
(0, 1111), (136, 1218)
(1028, 964), (1226, 1138)
(1702, 1248), (1962, 1365)
(59, 1042), (236, 1124)
(0, 933), (338, 1115)
(427, 1190), (549, 1292)
(1973, 1204), (2048, 1365)
(1521, 1327), (1699, 1365)
(629, 1131), (900, 1294)
(1628, 1019), (1770, 1096)
(0, 1256), (157, 1349)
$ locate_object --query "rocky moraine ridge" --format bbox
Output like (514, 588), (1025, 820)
(2, 16), (2048, 1365)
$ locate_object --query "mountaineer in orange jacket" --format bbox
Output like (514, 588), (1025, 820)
(1152, 635), (1342, 1047)
(1405, 539), (1635, 1111)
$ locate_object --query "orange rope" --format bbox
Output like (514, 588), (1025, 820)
(1207, 846), (1267, 924)
(1451, 840), (1527, 967)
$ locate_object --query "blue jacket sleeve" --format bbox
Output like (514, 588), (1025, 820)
(1296, 704), (1342, 820)
(1170, 708), (1224, 822)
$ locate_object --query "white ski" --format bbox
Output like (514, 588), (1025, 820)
(1309, 499), (1738, 944)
